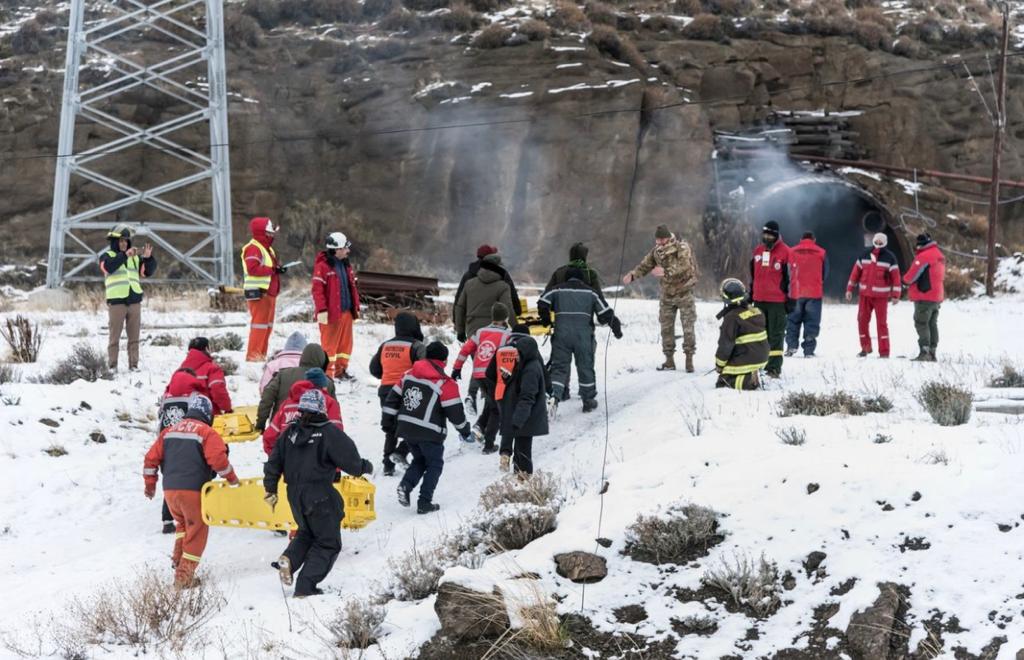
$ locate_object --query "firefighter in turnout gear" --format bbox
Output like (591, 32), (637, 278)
(143, 394), (239, 588)
(539, 267), (622, 417)
(714, 279), (769, 391)
(263, 389), (374, 598)
(750, 220), (791, 377)
(241, 217), (283, 362)
(312, 232), (361, 380)
(453, 303), (512, 454)
(622, 225), (699, 372)
(369, 312), (426, 475)
(846, 232), (901, 358)
(100, 224), (155, 371)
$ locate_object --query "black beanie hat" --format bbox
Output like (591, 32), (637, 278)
(916, 233), (932, 247)
(491, 302), (510, 322)
(802, 231), (815, 240)
(569, 242), (589, 262)
(425, 341), (449, 362)
(763, 221), (780, 236)
(188, 336), (210, 352)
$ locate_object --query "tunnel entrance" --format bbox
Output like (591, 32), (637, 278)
(749, 175), (909, 299)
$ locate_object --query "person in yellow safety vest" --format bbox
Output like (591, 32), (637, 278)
(98, 224), (155, 371)
(241, 217), (284, 362)
(714, 278), (769, 391)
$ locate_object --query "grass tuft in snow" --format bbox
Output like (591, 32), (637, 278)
(385, 532), (485, 601)
(623, 503), (723, 565)
(478, 472), (563, 512)
(873, 433), (893, 444)
(917, 381), (973, 426)
(0, 363), (17, 385)
(38, 343), (112, 385)
(149, 333), (182, 347)
(775, 425), (806, 446)
(1, 316), (43, 363)
(43, 444), (67, 457)
(323, 597), (385, 650)
(989, 365), (1024, 388)
(701, 551), (782, 619)
(208, 332), (244, 353)
(779, 390), (892, 417)
(488, 581), (569, 657)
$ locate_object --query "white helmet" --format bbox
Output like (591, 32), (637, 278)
(326, 232), (351, 250)
(264, 219), (277, 235)
(872, 232), (888, 248)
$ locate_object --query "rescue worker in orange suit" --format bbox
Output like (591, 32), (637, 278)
(241, 217), (284, 362)
(312, 232), (361, 380)
(749, 220), (791, 378)
(846, 232), (901, 358)
(369, 311), (425, 475)
(143, 394), (239, 588)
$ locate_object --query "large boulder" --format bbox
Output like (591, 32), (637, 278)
(846, 582), (906, 660)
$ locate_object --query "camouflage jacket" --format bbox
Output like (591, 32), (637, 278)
(629, 237), (699, 298)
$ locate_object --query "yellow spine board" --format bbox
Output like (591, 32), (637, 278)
(212, 405), (261, 444)
(201, 476), (376, 531)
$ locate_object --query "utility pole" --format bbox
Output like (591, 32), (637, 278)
(986, 2), (1011, 297)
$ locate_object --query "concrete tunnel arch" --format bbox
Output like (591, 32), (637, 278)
(747, 173), (911, 298)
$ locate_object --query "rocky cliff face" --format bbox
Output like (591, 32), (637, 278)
(2, 2), (1022, 283)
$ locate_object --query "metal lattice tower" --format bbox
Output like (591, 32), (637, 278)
(47, 0), (233, 287)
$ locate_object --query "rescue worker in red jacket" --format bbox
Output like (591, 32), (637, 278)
(312, 232), (361, 380)
(904, 233), (946, 362)
(241, 217), (284, 362)
(785, 232), (828, 357)
(143, 394), (238, 588)
(368, 312), (426, 475)
(170, 337), (233, 414)
(452, 302), (512, 455)
(846, 233), (901, 358)
(750, 221), (791, 377)
(262, 369), (345, 455)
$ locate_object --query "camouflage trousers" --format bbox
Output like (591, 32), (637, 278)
(659, 291), (697, 356)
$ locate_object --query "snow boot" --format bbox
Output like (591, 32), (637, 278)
(657, 355), (676, 371)
(784, 348), (797, 357)
(910, 348), (932, 362)
(417, 502), (440, 515)
(396, 485), (410, 508)
(857, 351), (869, 358)
(272, 556), (293, 587)
(684, 353), (695, 373)
(482, 444), (498, 455)
(389, 451), (409, 469)
(335, 370), (354, 382)
(294, 587), (324, 599)
(499, 454), (511, 472)
(582, 398), (598, 413)
(546, 396), (559, 420)
(162, 521), (176, 534)
(464, 396), (478, 417)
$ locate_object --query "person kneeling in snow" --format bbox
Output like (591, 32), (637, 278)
(144, 393), (238, 588)
(714, 279), (769, 391)
(263, 389), (373, 598)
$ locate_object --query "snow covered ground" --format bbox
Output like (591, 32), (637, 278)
(0, 292), (1022, 658)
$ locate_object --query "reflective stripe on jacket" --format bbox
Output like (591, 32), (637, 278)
(242, 239), (276, 291)
(847, 247), (900, 299)
(715, 305), (769, 375)
(103, 251), (142, 300)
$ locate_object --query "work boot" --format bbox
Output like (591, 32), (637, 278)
(499, 454), (511, 472)
(657, 355), (676, 371)
(784, 348), (797, 358)
(927, 349), (937, 362)
(910, 348), (931, 362)
(464, 396), (478, 417)
(684, 353), (695, 373)
(546, 396), (559, 420)
(294, 587), (324, 599)
(482, 443), (498, 455)
(582, 398), (598, 413)
(162, 521), (176, 535)
(396, 485), (410, 508)
(272, 556), (293, 586)
(417, 502), (440, 515)
(382, 460), (395, 477)
(857, 351), (869, 358)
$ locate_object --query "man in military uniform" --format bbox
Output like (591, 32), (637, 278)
(622, 225), (699, 372)
(714, 279), (769, 391)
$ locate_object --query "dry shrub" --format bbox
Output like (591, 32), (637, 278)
(643, 14), (678, 32)
(989, 365), (1024, 388)
(215, 355), (239, 377)
(283, 199), (382, 273)
(549, 1), (589, 32)
(775, 426), (807, 446)
(778, 390), (892, 417)
(311, 0), (362, 22)
(366, 38), (407, 59)
(485, 504), (558, 551)
(404, 0), (450, 9)
(852, 18), (891, 50)
(518, 18), (552, 40)
(702, 0), (751, 16)
(623, 503), (722, 565)
(479, 472), (563, 511)
(587, 25), (645, 69)
(363, 0), (399, 18)
(432, 3), (483, 31)
(892, 35), (924, 58)
(585, 1), (617, 26)
(845, 0), (880, 7)
(325, 598), (386, 649)
(854, 6), (888, 25)
(943, 268), (977, 300)
(681, 13), (727, 41)
(44, 444), (68, 457)
(0, 363), (17, 385)
(487, 582), (569, 656)
(208, 332), (244, 352)
(150, 333), (182, 347)
(900, 17), (944, 44)
(11, 20), (52, 55)
(674, 0), (702, 14)
(917, 381), (973, 426)
(224, 10), (263, 48)
(472, 23), (512, 48)
(244, 0), (282, 28)
(40, 343), (111, 385)
(1, 316), (43, 363)
(69, 567), (225, 652)
(701, 551), (781, 618)
(379, 7), (422, 31)
(386, 531), (486, 601)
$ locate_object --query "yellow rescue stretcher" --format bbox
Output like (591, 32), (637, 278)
(201, 476), (376, 531)
(212, 405), (260, 443)
(516, 297), (553, 337)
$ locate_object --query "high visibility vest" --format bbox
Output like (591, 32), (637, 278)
(380, 340), (415, 387)
(104, 251), (142, 300)
(241, 239), (275, 290)
(494, 345), (519, 401)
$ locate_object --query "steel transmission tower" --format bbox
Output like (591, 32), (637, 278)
(47, 0), (233, 288)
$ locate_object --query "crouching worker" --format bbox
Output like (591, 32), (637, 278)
(497, 336), (549, 477)
(714, 279), (769, 391)
(369, 312), (426, 475)
(143, 394), (238, 588)
(383, 341), (472, 514)
(263, 390), (373, 598)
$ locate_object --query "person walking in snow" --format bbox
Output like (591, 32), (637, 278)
(172, 337), (234, 415)
(539, 267), (622, 417)
(263, 389), (373, 598)
(454, 244), (522, 323)
(312, 232), (361, 381)
(144, 394), (239, 588)
(496, 335), (548, 477)
(241, 217), (285, 362)
(846, 232), (901, 359)
(904, 233), (946, 362)
(714, 279), (769, 391)
(369, 312), (426, 475)
(485, 323), (533, 473)
(259, 331), (307, 394)
(262, 368), (344, 456)
(452, 302), (512, 455)
(256, 343), (337, 432)
(785, 232), (828, 358)
(545, 242), (607, 302)
(157, 366), (205, 534)
(100, 224), (156, 371)
(383, 342), (473, 514)
(750, 221), (791, 378)
(622, 225), (699, 372)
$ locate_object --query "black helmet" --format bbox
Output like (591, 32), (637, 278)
(107, 224), (132, 239)
(720, 278), (747, 304)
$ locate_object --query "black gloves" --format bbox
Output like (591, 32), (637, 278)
(275, 265), (288, 274)
(457, 332), (467, 343)
(784, 299), (795, 314)
(610, 316), (623, 340)
(451, 368), (461, 381)
(361, 459), (374, 476)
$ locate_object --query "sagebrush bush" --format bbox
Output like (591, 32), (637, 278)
(431, 3), (482, 32)
(41, 344), (112, 385)
(484, 503), (558, 551)
(1, 316), (43, 363)
(548, 0), (589, 31)
(778, 390), (891, 417)
(943, 268), (977, 300)
(624, 503), (722, 565)
(326, 598), (386, 649)
(472, 23), (512, 48)
(775, 426), (806, 446)
(917, 381), (973, 426)
(518, 18), (552, 40)
(387, 539), (465, 601)
(587, 25), (645, 69)
(150, 333), (181, 347)
(702, 551), (781, 618)
(990, 365), (1024, 388)
(11, 20), (52, 55)
(215, 355), (239, 377)
(208, 332), (244, 353)
(225, 11), (263, 48)
(681, 13), (728, 41)
(379, 7), (422, 31)
(585, 1), (618, 26)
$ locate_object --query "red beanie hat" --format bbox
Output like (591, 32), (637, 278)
(477, 244), (498, 259)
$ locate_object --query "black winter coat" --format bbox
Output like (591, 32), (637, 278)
(500, 337), (549, 438)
